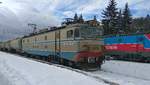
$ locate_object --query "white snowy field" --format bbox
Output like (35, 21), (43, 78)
(91, 60), (150, 85)
(0, 51), (107, 85)
(102, 60), (150, 80)
(1, 51), (150, 85)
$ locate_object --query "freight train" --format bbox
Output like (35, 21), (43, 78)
(104, 34), (150, 63)
(1, 17), (150, 70)
(0, 22), (104, 69)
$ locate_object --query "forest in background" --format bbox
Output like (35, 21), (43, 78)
(102, 0), (150, 35)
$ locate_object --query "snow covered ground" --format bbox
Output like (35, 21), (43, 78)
(91, 60), (150, 85)
(0, 51), (107, 85)
(102, 60), (150, 80)
(1, 51), (150, 85)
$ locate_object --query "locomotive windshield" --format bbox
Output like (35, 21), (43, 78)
(79, 26), (103, 39)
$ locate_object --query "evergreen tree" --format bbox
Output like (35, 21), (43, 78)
(146, 14), (150, 19)
(116, 9), (123, 34)
(122, 3), (132, 33)
(131, 14), (150, 33)
(102, 0), (118, 35)
(144, 14), (150, 32)
(74, 13), (78, 23)
(132, 17), (145, 33)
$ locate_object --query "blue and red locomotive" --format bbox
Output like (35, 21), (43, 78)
(104, 34), (150, 62)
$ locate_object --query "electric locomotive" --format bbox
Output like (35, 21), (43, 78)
(104, 34), (150, 63)
(21, 20), (104, 69)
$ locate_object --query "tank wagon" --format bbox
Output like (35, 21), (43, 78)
(104, 34), (150, 63)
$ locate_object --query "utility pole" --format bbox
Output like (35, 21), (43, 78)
(28, 23), (37, 34)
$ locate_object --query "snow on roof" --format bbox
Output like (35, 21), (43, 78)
(0, 52), (107, 85)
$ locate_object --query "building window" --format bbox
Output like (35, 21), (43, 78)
(67, 30), (73, 38)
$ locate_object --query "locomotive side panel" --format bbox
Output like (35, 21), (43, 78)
(59, 27), (79, 61)
(10, 38), (22, 52)
(104, 34), (150, 62)
(22, 31), (56, 57)
(4, 41), (11, 51)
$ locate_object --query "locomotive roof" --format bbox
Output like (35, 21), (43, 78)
(23, 26), (64, 38)
(22, 23), (93, 38)
(104, 33), (150, 38)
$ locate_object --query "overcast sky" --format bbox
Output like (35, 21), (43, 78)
(0, 0), (150, 41)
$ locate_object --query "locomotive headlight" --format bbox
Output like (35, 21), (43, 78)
(88, 57), (96, 63)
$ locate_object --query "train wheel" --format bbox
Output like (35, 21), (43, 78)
(47, 56), (49, 61)
(68, 61), (74, 67)
(47, 56), (51, 62)
(43, 57), (46, 61)
(60, 58), (64, 65)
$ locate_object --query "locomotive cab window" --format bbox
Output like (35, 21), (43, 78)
(67, 30), (74, 38)
(80, 26), (103, 39)
(74, 28), (80, 38)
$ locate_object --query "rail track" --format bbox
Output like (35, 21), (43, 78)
(34, 59), (119, 85)
(23, 56), (119, 85)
